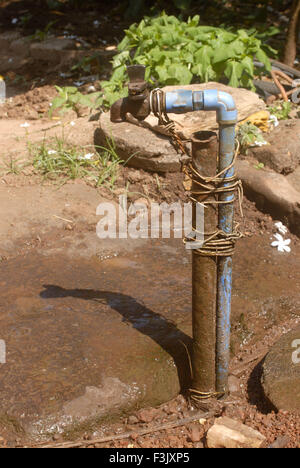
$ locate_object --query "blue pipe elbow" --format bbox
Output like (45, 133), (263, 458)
(202, 89), (237, 124)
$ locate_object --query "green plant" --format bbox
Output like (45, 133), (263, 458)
(30, 21), (57, 42)
(29, 134), (123, 189)
(71, 54), (102, 74)
(267, 101), (292, 120)
(94, 139), (124, 189)
(254, 162), (265, 170)
(49, 86), (102, 117)
(0, 156), (25, 175)
(237, 122), (267, 153)
(99, 13), (275, 108)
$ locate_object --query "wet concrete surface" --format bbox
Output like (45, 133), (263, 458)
(0, 234), (299, 439)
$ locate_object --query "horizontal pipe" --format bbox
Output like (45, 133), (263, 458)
(165, 89), (237, 124)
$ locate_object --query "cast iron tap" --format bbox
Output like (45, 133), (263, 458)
(110, 65), (151, 123)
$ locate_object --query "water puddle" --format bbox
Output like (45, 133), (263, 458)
(0, 235), (299, 439)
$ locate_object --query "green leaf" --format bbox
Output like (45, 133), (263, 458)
(194, 45), (213, 70)
(255, 49), (271, 70)
(212, 40), (244, 64)
(63, 87), (78, 94)
(224, 61), (243, 87)
(167, 63), (193, 84)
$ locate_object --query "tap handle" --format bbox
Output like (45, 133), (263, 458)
(127, 65), (146, 83)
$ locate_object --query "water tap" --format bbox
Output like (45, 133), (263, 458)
(110, 65), (151, 122)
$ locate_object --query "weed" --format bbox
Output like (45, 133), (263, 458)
(29, 134), (123, 189)
(237, 122), (266, 153)
(71, 54), (102, 75)
(30, 21), (57, 42)
(49, 86), (102, 117)
(267, 101), (292, 120)
(0, 155), (27, 176)
(254, 162), (265, 170)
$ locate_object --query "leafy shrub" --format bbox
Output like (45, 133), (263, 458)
(50, 86), (102, 116)
(99, 13), (275, 108)
(267, 101), (292, 120)
(237, 122), (266, 153)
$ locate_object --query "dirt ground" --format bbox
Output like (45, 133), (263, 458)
(0, 0), (299, 450)
(0, 126), (299, 448)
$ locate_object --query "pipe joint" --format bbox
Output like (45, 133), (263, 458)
(202, 89), (237, 124)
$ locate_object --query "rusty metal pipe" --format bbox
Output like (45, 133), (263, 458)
(191, 132), (218, 394)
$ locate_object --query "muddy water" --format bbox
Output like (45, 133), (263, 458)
(0, 234), (299, 439)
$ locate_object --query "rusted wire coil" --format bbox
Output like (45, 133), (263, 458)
(150, 88), (186, 154)
(184, 141), (243, 257)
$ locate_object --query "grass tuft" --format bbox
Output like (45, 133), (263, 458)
(28, 136), (123, 189)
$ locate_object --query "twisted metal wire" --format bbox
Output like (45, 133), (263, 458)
(183, 141), (244, 257)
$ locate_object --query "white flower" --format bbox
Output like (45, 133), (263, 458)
(93, 20), (100, 28)
(275, 221), (288, 235)
(70, 121), (75, 126)
(79, 153), (94, 160)
(271, 233), (291, 253)
(269, 115), (279, 127)
(11, 18), (18, 24)
(20, 122), (30, 128)
(250, 139), (267, 147)
(48, 150), (57, 155)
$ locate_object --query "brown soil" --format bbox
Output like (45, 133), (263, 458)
(0, 81), (299, 453)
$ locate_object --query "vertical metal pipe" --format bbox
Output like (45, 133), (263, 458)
(216, 124), (236, 395)
(154, 88), (238, 396)
(191, 132), (218, 395)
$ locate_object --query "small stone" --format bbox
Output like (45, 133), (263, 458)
(137, 408), (158, 423)
(194, 441), (204, 448)
(228, 375), (241, 394)
(128, 171), (143, 183)
(268, 435), (290, 449)
(128, 415), (139, 425)
(188, 425), (201, 443)
(206, 416), (266, 448)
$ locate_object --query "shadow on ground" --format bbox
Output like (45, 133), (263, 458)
(40, 284), (193, 392)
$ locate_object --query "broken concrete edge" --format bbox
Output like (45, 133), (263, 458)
(94, 122), (183, 173)
(236, 159), (300, 237)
